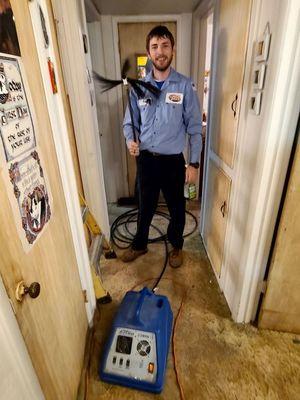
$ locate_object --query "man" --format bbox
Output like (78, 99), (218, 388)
(122, 25), (202, 268)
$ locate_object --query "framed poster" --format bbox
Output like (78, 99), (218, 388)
(0, 54), (52, 251)
(0, 57), (36, 161)
(136, 55), (148, 79)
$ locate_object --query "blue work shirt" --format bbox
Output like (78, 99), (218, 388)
(123, 68), (202, 163)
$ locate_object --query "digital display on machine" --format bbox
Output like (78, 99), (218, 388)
(116, 335), (133, 354)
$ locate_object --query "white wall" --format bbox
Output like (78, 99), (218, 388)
(88, 14), (193, 202)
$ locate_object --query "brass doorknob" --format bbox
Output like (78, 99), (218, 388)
(15, 280), (41, 302)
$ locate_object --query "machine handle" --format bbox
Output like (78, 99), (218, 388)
(134, 287), (150, 324)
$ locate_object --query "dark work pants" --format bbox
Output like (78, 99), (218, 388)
(132, 150), (186, 250)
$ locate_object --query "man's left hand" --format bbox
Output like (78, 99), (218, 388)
(185, 165), (198, 184)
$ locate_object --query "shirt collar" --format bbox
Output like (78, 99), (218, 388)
(145, 67), (180, 85)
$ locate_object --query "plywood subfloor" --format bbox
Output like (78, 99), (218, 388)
(86, 204), (300, 400)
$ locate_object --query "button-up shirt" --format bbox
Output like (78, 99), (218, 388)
(123, 68), (202, 163)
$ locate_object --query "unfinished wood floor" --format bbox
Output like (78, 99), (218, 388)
(86, 204), (300, 400)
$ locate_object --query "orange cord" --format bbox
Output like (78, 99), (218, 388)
(172, 289), (187, 400)
(131, 277), (187, 400)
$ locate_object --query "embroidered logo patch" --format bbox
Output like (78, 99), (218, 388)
(165, 93), (183, 104)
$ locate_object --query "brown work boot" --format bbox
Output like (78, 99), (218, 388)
(169, 248), (183, 268)
(121, 247), (148, 262)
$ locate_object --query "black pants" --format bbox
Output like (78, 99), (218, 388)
(132, 150), (186, 250)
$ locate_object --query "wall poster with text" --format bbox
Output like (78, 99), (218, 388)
(0, 54), (52, 251)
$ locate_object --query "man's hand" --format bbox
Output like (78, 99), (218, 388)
(185, 165), (198, 184)
(127, 140), (140, 157)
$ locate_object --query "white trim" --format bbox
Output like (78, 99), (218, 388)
(0, 277), (44, 399)
(50, 0), (110, 242)
(237, 0), (300, 322)
(199, 0), (218, 236)
(28, 0), (95, 323)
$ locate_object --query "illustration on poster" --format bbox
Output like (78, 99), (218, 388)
(26, 187), (46, 232)
(8, 151), (51, 244)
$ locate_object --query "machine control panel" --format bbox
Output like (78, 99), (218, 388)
(104, 327), (157, 382)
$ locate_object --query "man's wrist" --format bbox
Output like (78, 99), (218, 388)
(189, 162), (200, 169)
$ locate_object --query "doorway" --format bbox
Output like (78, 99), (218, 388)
(118, 21), (177, 199)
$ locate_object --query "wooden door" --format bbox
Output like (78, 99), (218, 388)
(0, 1), (88, 399)
(259, 132), (300, 333)
(202, 0), (251, 277)
(118, 22), (176, 197)
(203, 160), (231, 276)
(210, 0), (252, 167)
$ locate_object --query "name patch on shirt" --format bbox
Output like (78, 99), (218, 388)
(138, 98), (152, 107)
(165, 93), (183, 104)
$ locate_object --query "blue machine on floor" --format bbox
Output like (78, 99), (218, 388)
(99, 287), (173, 393)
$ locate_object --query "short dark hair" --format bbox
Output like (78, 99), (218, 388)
(146, 25), (175, 52)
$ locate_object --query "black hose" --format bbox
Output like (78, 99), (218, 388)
(110, 204), (198, 291)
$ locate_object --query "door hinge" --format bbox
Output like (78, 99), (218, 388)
(260, 280), (268, 294)
(82, 290), (88, 303)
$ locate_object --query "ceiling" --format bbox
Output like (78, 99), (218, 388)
(85, 0), (201, 21)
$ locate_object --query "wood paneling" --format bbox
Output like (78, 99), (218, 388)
(259, 133), (300, 333)
(210, 0), (251, 168)
(204, 159), (231, 276)
(0, 1), (88, 398)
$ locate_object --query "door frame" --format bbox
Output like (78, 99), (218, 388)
(191, 1), (214, 203)
(111, 14), (193, 194)
(28, 0), (96, 323)
(194, 0), (300, 323)
(235, 0), (300, 322)
(50, 0), (110, 242)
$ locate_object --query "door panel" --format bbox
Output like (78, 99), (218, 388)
(202, 0), (251, 278)
(210, 0), (251, 168)
(0, 1), (88, 399)
(118, 22), (176, 196)
(203, 159), (231, 276)
(259, 133), (300, 333)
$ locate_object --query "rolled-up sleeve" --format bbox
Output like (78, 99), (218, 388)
(183, 81), (202, 163)
(123, 90), (140, 146)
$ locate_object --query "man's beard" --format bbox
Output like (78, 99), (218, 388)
(151, 54), (173, 72)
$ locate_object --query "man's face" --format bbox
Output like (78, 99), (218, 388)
(147, 36), (174, 72)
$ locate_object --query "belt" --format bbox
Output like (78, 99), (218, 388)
(140, 150), (162, 156)
(141, 150), (180, 157)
